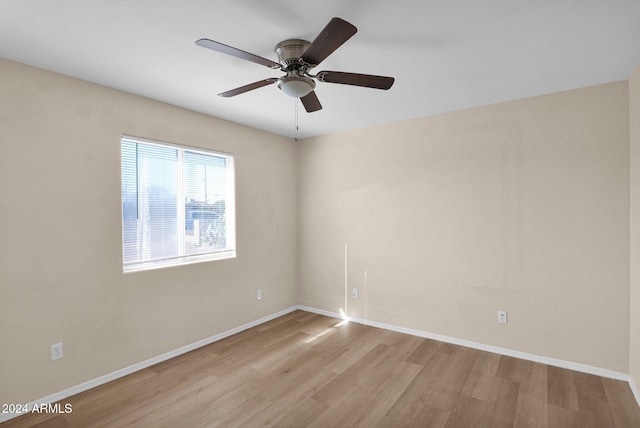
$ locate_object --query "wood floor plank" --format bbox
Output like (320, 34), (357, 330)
(244, 368), (337, 427)
(601, 378), (640, 428)
(461, 351), (502, 400)
(27, 415), (67, 428)
(400, 405), (451, 428)
(548, 365), (581, 412)
(418, 347), (479, 410)
(513, 361), (548, 428)
(496, 355), (538, 383)
(488, 375), (520, 427)
(573, 371), (609, 408)
(312, 343), (397, 406)
(405, 338), (442, 366)
(577, 396), (617, 428)
(445, 395), (493, 428)
(351, 361), (423, 426)
(306, 360), (421, 427)
(4, 310), (640, 428)
(548, 402), (588, 428)
(320, 323), (393, 374)
(257, 397), (328, 428)
(386, 347), (478, 421)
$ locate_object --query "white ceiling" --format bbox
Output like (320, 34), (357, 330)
(1, 0), (640, 139)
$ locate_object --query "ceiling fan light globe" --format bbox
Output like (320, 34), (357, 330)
(277, 76), (315, 98)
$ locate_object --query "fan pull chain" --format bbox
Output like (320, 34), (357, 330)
(294, 95), (299, 141)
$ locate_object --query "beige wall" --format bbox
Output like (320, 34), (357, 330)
(630, 64), (640, 391)
(0, 58), (298, 404)
(298, 82), (630, 372)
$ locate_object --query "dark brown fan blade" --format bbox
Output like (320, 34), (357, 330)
(300, 18), (357, 66)
(317, 71), (395, 90)
(196, 39), (281, 69)
(218, 79), (277, 97)
(300, 91), (322, 112)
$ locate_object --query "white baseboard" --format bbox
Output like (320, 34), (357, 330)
(0, 306), (298, 424)
(298, 305), (632, 384)
(297, 305), (349, 320)
(630, 376), (640, 409)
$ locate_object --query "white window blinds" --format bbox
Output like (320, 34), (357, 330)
(121, 137), (236, 272)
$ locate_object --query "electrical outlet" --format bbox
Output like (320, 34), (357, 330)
(256, 289), (262, 301)
(51, 342), (64, 360)
(498, 311), (508, 324)
(352, 288), (358, 298)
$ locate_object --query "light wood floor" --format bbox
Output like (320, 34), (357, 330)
(3, 310), (640, 427)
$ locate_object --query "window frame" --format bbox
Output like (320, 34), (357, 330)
(120, 135), (236, 273)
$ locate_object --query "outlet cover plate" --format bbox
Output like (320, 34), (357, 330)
(498, 311), (508, 324)
(51, 342), (64, 360)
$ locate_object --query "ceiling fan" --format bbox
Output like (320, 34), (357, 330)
(195, 17), (395, 112)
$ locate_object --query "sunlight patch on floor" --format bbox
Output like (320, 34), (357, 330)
(304, 312), (350, 343)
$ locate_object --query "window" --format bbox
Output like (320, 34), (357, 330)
(121, 136), (236, 272)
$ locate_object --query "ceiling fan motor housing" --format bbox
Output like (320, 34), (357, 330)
(275, 39), (311, 69)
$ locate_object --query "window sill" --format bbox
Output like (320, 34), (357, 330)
(123, 250), (236, 273)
